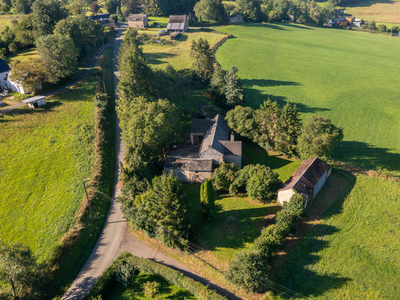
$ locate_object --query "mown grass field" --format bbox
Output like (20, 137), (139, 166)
(0, 75), (98, 262)
(277, 173), (400, 299)
(142, 29), (227, 70)
(215, 23), (400, 174)
(184, 143), (299, 266)
(106, 273), (196, 300)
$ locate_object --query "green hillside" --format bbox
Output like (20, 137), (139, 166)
(215, 23), (400, 173)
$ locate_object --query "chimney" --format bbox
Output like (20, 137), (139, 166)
(230, 132), (235, 141)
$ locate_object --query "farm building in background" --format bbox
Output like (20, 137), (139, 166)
(128, 14), (149, 28)
(167, 15), (188, 32)
(0, 59), (10, 90)
(277, 157), (331, 206)
(164, 114), (242, 183)
(230, 12), (244, 23)
(90, 13), (111, 26)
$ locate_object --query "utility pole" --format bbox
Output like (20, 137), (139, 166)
(83, 178), (94, 222)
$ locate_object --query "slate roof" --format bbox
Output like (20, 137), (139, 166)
(199, 114), (229, 156)
(0, 59), (10, 73)
(220, 140), (242, 156)
(128, 14), (147, 21)
(21, 95), (46, 104)
(167, 15), (187, 31)
(164, 157), (212, 172)
(190, 118), (214, 135)
(188, 159), (213, 172)
(279, 157), (331, 199)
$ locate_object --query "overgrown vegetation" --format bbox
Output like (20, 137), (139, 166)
(86, 252), (226, 300)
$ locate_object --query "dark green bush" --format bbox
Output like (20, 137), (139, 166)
(211, 162), (238, 191)
(200, 179), (215, 219)
(253, 224), (284, 256)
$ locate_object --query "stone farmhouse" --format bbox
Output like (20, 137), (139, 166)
(167, 15), (189, 32)
(128, 14), (149, 28)
(164, 115), (242, 183)
(230, 12), (244, 23)
(277, 157), (331, 206)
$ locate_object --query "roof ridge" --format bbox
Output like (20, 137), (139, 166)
(291, 157), (319, 189)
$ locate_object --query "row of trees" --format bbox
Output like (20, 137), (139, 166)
(117, 30), (193, 249)
(6, 0), (104, 91)
(225, 193), (305, 292)
(194, 0), (337, 25)
(211, 162), (282, 203)
(190, 38), (245, 107)
(226, 102), (343, 159)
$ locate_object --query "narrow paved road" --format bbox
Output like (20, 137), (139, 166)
(61, 23), (242, 300)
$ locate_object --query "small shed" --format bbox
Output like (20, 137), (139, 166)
(22, 95), (46, 109)
(167, 15), (189, 32)
(277, 157), (331, 206)
(230, 12), (244, 24)
(128, 14), (149, 28)
(170, 32), (181, 40)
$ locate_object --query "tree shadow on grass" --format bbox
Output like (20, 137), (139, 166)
(334, 141), (400, 174)
(243, 22), (314, 31)
(1, 101), (62, 119)
(345, 0), (395, 8)
(145, 52), (177, 65)
(243, 83), (330, 113)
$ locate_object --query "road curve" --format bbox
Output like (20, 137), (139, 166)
(61, 23), (242, 300)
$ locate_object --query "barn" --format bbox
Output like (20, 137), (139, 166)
(277, 157), (331, 206)
(167, 15), (188, 32)
(128, 14), (149, 28)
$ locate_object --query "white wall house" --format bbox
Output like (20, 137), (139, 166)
(0, 59), (10, 90)
(277, 157), (331, 206)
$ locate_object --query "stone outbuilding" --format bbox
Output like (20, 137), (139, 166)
(22, 95), (47, 109)
(164, 114), (242, 183)
(277, 157), (331, 206)
(128, 14), (149, 28)
(167, 15), (189, 32)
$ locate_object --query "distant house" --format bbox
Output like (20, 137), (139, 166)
(353, 19), (363, 27)
(90, 13), (111, 25)
(22, 95), (46, 109)
(277, 157), (331, 206)
(128, 14), (149, 28)
(167, 15), (189, 32)
(230, 12), (244, 24)
(164, 114), (242, 183)
(325, 18), (348, 27)
(0, 59), (10, 90)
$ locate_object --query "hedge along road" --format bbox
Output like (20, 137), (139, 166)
(61, 23), (242, 300)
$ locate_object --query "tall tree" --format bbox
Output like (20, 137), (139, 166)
(222, 66), (245, 106)
(236, 0), (261, 21)
(298, 115), (343, 160)
(194, 0), (226, 22)
(0, 240), (47, 299)
(225, 106), (260, 141)
(36, 34), (78, 83)
(9, 59), (46, 93)
(117, 41), (154, 100)
(190, 38), (214, 82)
(31, 0), (67, 38)
(142, 0), (163, 16)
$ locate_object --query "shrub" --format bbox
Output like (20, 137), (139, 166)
(94, 92), (108, 109)
(229, 164), (260, 195)
(377, 24), (387, 32)
(246, 166), (281, 202)
(275, 193), (305, 235)
(253, 224), (284, 256)
(143, 281), (160, 298)
(115, 257), (138, 287)
(200, 179), (215, 219)
(211, 162), (238, 191)
(225, 250), (267, 292)
(158, 29), (167, 36)
(367, 20), (377, 30)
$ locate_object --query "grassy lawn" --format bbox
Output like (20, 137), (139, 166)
(0, 74), (96, 261)
(106, 273), (196, 300)
(9, 47), (39, 63)
(183, 142), (300, 266)
(215, 23), (400, 174)
(142, 30), (227, 70)
(343, 0), (400, 25)
(276, 173), (400, 299)
(0, 14), (23, 32)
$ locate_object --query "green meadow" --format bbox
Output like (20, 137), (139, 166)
(0, 73), (97, 261)
(215, 23), (400, 174)
(277, 173), (400, 299)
